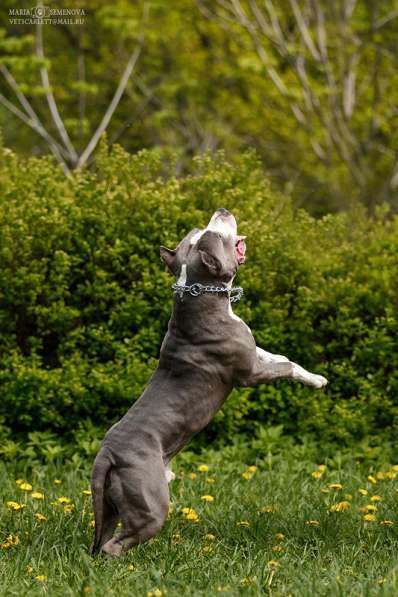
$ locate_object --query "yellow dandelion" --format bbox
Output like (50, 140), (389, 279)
(34, 513), (47, 521)
(328, 483), (343, 490)
(188, 473), (197, 480)
(272, 545), (284, 552)
(19, 482), (32, 492)
(241, 472), (253, 480)
(57, 496), (71, 504)
(83, 587), (91, 594)
(367, 475), (377, 484)
(82, 489), (91, 496)
(358, 488), (368, 496)
(370, 495), (382, 502)
(267, 560), (280, 570)
(320, 488), (329, 493)
(128, 564), (136, 571)
(318, 464), (327, 472)
(7, 501), (25, 511)
(240, 577), (252, 586)
(275, 533), (285, 540)
(330, 501), (350, 512)
(89, 520), (95, 527)
(63, 504), (75, 513)
(198, 464), (209, 473)
(236, 520), (250, 527)
(15, 479), (24, 486)
(257, 505), (275, 513)
(147, 589), (163, 597)
(380, 520), (394, 526)
(54, 479), (62, 485)
(247, 465), (257, 473)
(386, 471), (396, 479)
(363, 514), (376, 522)
(181, 507), (197, 516)
(186, 512), (199, 522)
(171, 534), (181, 544)
(202, 545), (213, 554)
(392, 465), (398, 472)
(376, 472), (386, 480)
(378, 578), (387, 585)
(31, 492), (44, 500)
(364, 504), (377, 512)
(205, 533), (216, 541)
(311, 471), (322, 479)
(35, 575), (47, 582)
(306, 520), (320, 526)
(201, 495), (214, 502)
(206, 478), (216, 484)
(26, 565), (33, 574)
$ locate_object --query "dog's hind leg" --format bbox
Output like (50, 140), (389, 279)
(101, 456), (170, 556)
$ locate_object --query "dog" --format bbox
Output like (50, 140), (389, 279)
(91, 208), (327, 556)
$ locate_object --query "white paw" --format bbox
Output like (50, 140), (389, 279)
(165, 468), (176, 483)
(311, 374), (328, 389)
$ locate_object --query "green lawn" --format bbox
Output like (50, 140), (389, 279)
(1, 443), (398, 597)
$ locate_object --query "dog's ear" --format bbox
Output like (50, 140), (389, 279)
(199, 249), (222, 276)
(160, 246), (177, 272)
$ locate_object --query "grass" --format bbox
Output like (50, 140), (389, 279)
(1, 442), (398, 597)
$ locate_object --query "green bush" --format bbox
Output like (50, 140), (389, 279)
(0, 140), (397, 449)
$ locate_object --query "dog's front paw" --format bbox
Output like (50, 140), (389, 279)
(311, 374), (328, 389)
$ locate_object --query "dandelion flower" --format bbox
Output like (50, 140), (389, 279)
(188, 473), (197, 480)
(63, 504), (75, 513)
(272, 545), (284, 552)
(34, 513), (47, 521)
(35, 575), (47, 582)
(15, 479), (24, 486)
(358, 488), (368, 496)
(205, 533), (216, 541)
(54, 479), (62, 485)
(392, 465), (398, 472)
(364, 504), (377, 512)
(267, 560), (280, 570)
(241, 472), (253, 480)
(318, 465), (327, 472)
(31, 492), (44, 500)
(172, 534), (181, 544)
(257, 505), (275, 513)
(26, 566), (33, 574)
(367, 475), (377, 484)
(7, 501), (25, 511)
(57, 497), (71, 504)
(380, 520), (393, 526)
(330, 501), (350, 512)
(89, 520), (95, 527)
(206, 478), (216, 484)
(82, 489), (91, 496)
(363, 514), (376, 522)
(128, 564), (136, 571)
(311, 471), (322, 479)
(306, 520), (320, 526)
(83, 587), (91, 593)
(147, 589), (163, 597)
(201, 495), (214, 502)
(202, 545), (213, 554)
(198, 464), (209, 473)
(236, 520), (250, 527)
(370, 495), (382, 502)
(275, 533), (285, 540)
(247, 465), (257, 473)
(19, 482), (32, 492)
(328, 483), (343, 490)
(376, 472), (386, 480)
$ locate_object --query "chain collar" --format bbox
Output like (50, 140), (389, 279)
(172, 282), (243, 303)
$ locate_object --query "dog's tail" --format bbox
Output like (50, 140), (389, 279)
(90, 452), (112, 555)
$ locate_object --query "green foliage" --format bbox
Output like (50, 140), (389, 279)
(0, 143), (397, 448)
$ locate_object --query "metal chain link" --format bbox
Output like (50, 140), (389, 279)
(172, 282), (243, 303)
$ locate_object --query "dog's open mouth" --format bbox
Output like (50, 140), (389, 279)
(235, 237), (246, 264)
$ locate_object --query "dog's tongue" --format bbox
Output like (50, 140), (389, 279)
(235, 237), (246, 264)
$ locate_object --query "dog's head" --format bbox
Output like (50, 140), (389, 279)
(160, 208), (246, 284)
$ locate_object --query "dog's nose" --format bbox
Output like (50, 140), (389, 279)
(216, 208), (231, 217)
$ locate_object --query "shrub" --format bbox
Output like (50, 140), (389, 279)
(0, 140), (397, 447)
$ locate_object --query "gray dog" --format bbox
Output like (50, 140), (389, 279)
(91, 208), (327, 556)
